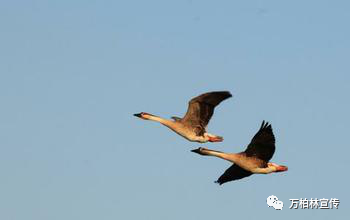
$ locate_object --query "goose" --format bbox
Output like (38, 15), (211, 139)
(191, 121), (288, 184)
(134, 91), (232, 143)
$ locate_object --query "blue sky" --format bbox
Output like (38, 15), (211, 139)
(0, 1), (349, 219)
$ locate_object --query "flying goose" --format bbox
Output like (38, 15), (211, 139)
(191, 121), (288, 184)
(134, 91), (232, 143)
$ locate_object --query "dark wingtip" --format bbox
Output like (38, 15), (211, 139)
(210, 91), (232, 99)
(260, 120), (272, 129)
(260, 120), (265, 129)
(222, 91), (233, 99)
(214, 180), (223, 185)
(223, 91), (232, 97)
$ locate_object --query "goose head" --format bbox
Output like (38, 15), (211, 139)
(191, 147), (208, 155)
(133, 112), (154, 120)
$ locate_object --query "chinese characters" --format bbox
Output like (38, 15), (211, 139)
(289, 198), (339, 209)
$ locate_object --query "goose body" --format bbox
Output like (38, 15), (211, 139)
(191, 121), (288, 184)
(134, 91), (232, 143)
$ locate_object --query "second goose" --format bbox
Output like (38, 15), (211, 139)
(134, 91), (232, 143)
(191, 121), (288, 184)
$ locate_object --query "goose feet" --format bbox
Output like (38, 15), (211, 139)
(208, 136), (223, 142)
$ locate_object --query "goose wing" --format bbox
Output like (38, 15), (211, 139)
(244, 121), (275, 162)
(181, 91), (232, 135)
(216, 164), (252, 185)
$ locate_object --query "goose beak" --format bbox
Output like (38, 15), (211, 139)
(133, 113), (143, 118)
(191, 148), (202, 154)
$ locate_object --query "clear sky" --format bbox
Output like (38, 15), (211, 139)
(0, 1), (349, 219)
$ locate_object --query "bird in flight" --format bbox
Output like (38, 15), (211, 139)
(191, 121), (288, 184)
(134, 91), (232, 143)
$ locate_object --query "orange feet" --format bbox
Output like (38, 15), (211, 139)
(276, 165), (288, 172)
(208, 136), (223, 142)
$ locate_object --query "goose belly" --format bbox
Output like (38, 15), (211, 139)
(169, 126), (206, 142)
(233, 156), (264, 172)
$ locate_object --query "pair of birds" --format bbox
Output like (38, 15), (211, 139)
(134, 91), (288, 185)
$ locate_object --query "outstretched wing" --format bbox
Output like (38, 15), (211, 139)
(244, 121), (275, 162)
(216, 164), (252, 185)
(181, 91), (232, 135)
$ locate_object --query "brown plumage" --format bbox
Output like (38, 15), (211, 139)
(181, 91), (232, 136)
(134, 91), (232, 143)
(244, 121), (275, 162)
(192, 121), (288, 184)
